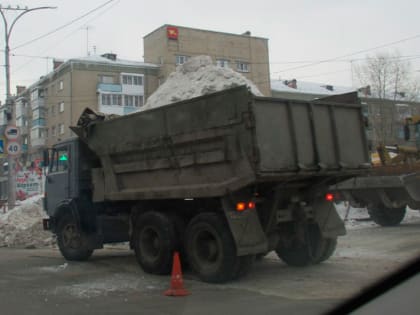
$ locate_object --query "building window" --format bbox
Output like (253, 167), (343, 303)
(101, 93), (122, 106)
(33, 108), (45, 120)
(175, 55), (189, 65)
(59, 80), (64, 90)
(236, 61), (250, 73)
(98, 75), (114, 84)
(51, 105), (56, 116)
(30, 89), (44, 101)
(122, 74), (143, 86)
(52, 126), (56, 137)
(216, 59), (229, 68)
(124, 95), (144, 107)
(124, 95), (133, 107)
(59, 123), (65, 135)
(31, 128), (45, 139)
(59, 102), (64, 113)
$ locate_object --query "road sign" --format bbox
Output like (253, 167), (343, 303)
(6, 141), (20, 156)
(0, 137), (4, 157)
(5, 125), (19, 140)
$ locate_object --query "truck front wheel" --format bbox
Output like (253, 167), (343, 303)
(56, 212), (93, 261)
(185, 212), (242, 283)
(275, 224), (336, 267)
(133, 211), (177, 275)
(367, 206), (406, 227)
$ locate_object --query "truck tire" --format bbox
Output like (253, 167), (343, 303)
(56, 212), (93, 261)
(185, 212), (239, 283)
(232, 255), (255, 279)
(133, 211), (176, 275)
(275, 224), (336, 267)
(313, 238), (337, 264)
(367, 206), (406, 227)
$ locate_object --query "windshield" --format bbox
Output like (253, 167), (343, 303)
(49, 148), (69, 173)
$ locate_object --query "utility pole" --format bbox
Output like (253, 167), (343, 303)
(83, 25), (93, 56)
(0, 4), (55, 209)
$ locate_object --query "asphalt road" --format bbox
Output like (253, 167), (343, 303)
(1, 220), (419, 315)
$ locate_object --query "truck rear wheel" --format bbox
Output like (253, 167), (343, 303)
(185, 212), (241, 283)
(232, 255), (255, 279)
(133, 211), (177, 275)
(275, 224), (336, 267)
(56, 212), (93, 261)
(313, 238), (337, 264)
(367, 206), (406, 227)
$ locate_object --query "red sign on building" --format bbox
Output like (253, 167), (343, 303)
(167, 26), (179, 40)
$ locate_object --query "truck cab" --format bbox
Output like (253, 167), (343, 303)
(44, 138), (99, 226)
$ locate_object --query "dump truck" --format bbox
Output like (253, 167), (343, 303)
(42, 86), (370, 283)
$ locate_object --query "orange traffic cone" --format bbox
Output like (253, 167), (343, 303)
(164, 252), (190, 297)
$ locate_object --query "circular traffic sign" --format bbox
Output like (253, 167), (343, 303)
(5, 125), (19, 140)
(6, 141), (21, 156)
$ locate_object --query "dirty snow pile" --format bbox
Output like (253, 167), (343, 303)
(0, 195), (55, 248)
(142, 55), (263, 110)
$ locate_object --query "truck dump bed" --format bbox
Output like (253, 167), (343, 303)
(73, 86), (370, 201)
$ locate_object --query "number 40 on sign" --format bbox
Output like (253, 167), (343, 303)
(7, 141), (20, 156)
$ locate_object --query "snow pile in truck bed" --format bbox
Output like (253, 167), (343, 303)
(0, 195), (55, 248)
(142, 55), (263, 110)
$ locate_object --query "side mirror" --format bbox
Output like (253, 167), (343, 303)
(43, 149), (50, 168)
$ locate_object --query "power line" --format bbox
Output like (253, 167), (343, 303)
(9, 0), (120, 75)
(12, 0), (116, 51)
(275, 33), (420, 74)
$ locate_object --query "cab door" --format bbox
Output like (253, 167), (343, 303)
(45, 144), (70, 216)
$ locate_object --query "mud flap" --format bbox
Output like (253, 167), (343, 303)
(221, 198), (268, 256)
(313, 199), (346, 238)
(402, 173), (420, 202)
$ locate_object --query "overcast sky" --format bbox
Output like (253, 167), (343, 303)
(0, 0), (419, 100)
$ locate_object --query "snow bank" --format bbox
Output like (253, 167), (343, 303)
(0, 195), (55, 248)
(142, 55), (263, 110)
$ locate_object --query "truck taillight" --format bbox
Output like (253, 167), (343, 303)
(236, 201), (255, 212)
(325, 193), (334, 202)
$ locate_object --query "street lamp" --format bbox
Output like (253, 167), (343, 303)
(0, 5), (56, 209)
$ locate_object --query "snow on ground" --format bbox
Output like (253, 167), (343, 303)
(141, 55), (263, 110)
(53, 273), (165, 299)
(0, 195), (55, 248)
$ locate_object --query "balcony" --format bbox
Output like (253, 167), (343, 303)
(97, 83), (122, 93)
(99, 105), (139, 116)
(15, 104), (29, 118)
(31, 97), (45, 110)
(32, 118), (46, 127)
(31, 137), (46, 148)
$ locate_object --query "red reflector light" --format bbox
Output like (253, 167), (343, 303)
(236, 201), (255, 211)
(236, 202), (246, 211)
(325, 193), (334, 202)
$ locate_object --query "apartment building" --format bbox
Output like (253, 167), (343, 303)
(143, 24), (271, 96)
(14, 54), (159, 162)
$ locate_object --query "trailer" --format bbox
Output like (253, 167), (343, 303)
(43, 86), (370, 282)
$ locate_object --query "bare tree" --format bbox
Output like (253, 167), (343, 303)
(355, 51), (420, 146)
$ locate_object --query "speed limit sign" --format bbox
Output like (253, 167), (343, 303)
(6, 141), (20, 156)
